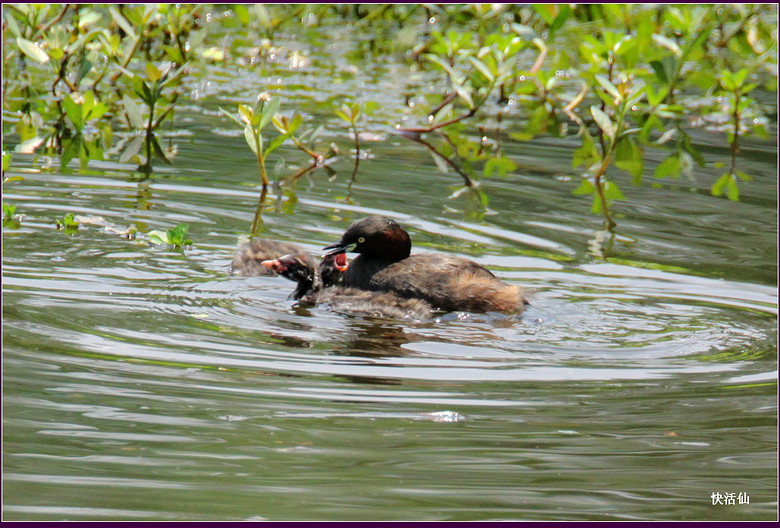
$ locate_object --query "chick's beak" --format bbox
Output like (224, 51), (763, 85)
(261, 259), (287, 273)
(333, 252), (349, 272)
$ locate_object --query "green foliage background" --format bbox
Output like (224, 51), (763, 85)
(2, 4), (777, 230)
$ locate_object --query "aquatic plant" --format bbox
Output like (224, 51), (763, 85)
(55, 212), (79, 234)
(2, 3), (776, 232)
(147, 223), (193, 248)
(220, 92), (286, 188)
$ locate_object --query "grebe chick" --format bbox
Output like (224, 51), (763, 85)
(262, 254), (434, 320)
(230, 239), (306, 276)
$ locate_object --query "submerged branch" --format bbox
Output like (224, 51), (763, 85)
(397, 131), (476, 188)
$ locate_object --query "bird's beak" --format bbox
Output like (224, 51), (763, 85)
(261, 259), (287, 273)
(332, 252), (349, 272)
(322, 241), (355, 256)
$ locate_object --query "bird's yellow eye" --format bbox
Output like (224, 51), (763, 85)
(358, 237), (365, 243)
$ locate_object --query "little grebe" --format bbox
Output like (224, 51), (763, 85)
(230, 239), (307, 276)
(262, 253), (434, 320)
(324, 216), (528, 313)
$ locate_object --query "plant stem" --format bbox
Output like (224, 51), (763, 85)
(593, 153), (616, 230)
(34, 4), (71, 39)
(729, 89), (741, 175)
(402, 132), (476, 188)
(349, 121), (360, 183)
(145, 97), (155, 169)
(257, 154), (268, 187)
(289, 136), (320, 160)
(250, 185), (268, 237)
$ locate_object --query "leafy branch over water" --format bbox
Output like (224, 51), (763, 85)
(2, 3), (776, 234)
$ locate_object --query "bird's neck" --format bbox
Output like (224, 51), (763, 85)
(292, 271), (323, 300)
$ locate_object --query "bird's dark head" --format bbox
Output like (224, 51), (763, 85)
(262, 254), (318, 299)
(319, 252), (349, 287)
(323, 216), (411, 262)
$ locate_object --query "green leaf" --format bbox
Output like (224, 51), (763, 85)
(145, 62), (162, 82)
(86, 101), (109, 122)
(78, 9), (102, 29)
(468, 56), (494, 83)
(572, 132), (600, 168)
(287, 114), (303, 135)
(16, 38), (49, 63)
(591, 194), (602, 214)
(133, 78), (153, 106)
(645, 84), (669, 106)
(56, 212), (79, 229)
(725, 178), (739, 201)
(168, 223), (191, 245)
(3, 203), (17, 219)
(425, 54), (462, 84)
(548, 5), (572, 35)
(733, 68), (749, 87)
(433, 101), (454, 125)
(258, 96), (281, 131)
(595, 75), (622, 102)
(614, 137), (643, 183)
(271, 115), (287, 134)
(735, 170), (753, 183)
(453, 82), (474, 109)
(109, 7), (137, 41)
(151, 134), (171, 165)
(265, 132), (290, 157)
(364, 101), (380, 114)
(654, 153), (681, 179)
(483, 156), (516, 178)
(119, 136), (143, 163)
(147, 230), (169, 244)
(572, 179), (596, 196)
(238, 104), (254, 125)
(254, 4), (273, 30)
(652, 33), (682, 57)
(219, 107), (245, 128)
(603, 180), (625, 201)
(625, 82), (646, 105)
(281, 189), (298, 214)
(649, 56), (676, 85)
(4, 11), (20, 38)
(234, 4), (250, 24)
(63, 94), (84, 131)
(654, 128), (677, 145)
(590, 106), (614, 142)
(75, 57), (92, 85)
(719, 70), (736, 91)
(2, 152), (11, 172)
(60, 134), (82, 168)
(712, 172), (738, 200)
(122, 95), (145, 129)
(244, 124), (259, 155)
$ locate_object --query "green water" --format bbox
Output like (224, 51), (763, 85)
(2, 13), (777, 522)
